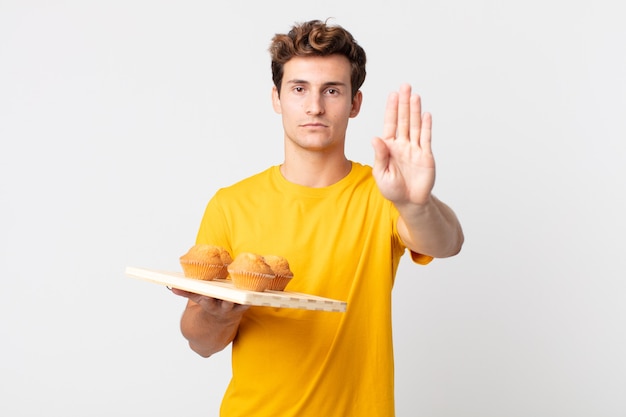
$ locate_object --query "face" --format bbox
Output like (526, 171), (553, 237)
(272, 55), (362, 154)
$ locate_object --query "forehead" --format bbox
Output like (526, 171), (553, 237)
(282, 55), (352, 85)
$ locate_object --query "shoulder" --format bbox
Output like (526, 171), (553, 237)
(346, 161), (375, 187)
(214, 166), (277, 197)
(347, 161), (381, 193)
(350, 161), (373, 176)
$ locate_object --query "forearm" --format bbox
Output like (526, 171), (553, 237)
(180, 301), (242, 358)
(396, 194), (464, 258)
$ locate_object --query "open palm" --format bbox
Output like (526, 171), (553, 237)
(372, 84), (436, 207)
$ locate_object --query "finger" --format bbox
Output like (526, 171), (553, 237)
(397, 84), (412, 141)
(382, 92), (399, 139)
(171, 287), (201, 301)
(409, 94), (422, 147)
(420, 112), (433, 154)
(219, 300), (250, 315)
(233, 303), (251, 313)
(220, 300), (236, 311)
(196, 296), (220, 309)
(170, 287), (188, 297)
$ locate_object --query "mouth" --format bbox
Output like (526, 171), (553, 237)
(301, 122), (327, 128)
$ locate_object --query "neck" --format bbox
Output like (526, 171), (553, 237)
(280, 152), (352, 188)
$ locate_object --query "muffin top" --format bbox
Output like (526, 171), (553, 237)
(180, 244), (226, 264)
(220, 250), (233, 265)
(263, 254), (293, 277)
(228, 252), (274, 276)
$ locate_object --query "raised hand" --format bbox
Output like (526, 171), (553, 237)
(371, 84), (435, 207)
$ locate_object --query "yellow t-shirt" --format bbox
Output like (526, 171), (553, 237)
(196, 162), (432, 417)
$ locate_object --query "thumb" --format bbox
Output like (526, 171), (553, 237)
(371, 137), (390, 171)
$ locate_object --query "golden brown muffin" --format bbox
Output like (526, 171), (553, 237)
(220, 250), (233, 266)
(180, 244), (230, 280)
(227, 252), (275, 291)
(263, 254), (294, 291)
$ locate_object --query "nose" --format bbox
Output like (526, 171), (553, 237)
(305, 92), (324, 115)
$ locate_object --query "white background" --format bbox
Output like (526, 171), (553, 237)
(1, 1), (625, 416)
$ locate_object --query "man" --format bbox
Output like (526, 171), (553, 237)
(172, 19), (463, 416)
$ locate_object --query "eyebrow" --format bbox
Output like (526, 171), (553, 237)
(284, 79), (349, 88)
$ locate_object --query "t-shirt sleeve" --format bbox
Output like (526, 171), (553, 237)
(389, 201), (434, 266)
(409, 250), (434, 265)
(195, 190), (231, 249)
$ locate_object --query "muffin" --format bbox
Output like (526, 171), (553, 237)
(220, 250), (233, 266)
(227, 252), (275, 292)
(263, 254), (294, 291)
(220, 250), (233, 277)
(180, 244), (231, 280)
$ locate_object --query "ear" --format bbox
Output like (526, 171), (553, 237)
(271, 86), (282, 114)
(349, 90), (363, 118)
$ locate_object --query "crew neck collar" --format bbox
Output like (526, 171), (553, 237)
(271, 161), (358, 197)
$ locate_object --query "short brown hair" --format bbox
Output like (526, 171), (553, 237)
(269, 19), (366, 99)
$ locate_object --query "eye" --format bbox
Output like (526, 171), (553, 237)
(326, 88), (339, 95)
(293, 86), (305, 93)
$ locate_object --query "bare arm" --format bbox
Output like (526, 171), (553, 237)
(172, 288), (250, 357)
(372, 84), (464, 257)
(395, 194), (464, 258)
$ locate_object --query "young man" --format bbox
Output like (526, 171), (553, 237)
(172, 19), (463, 416)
